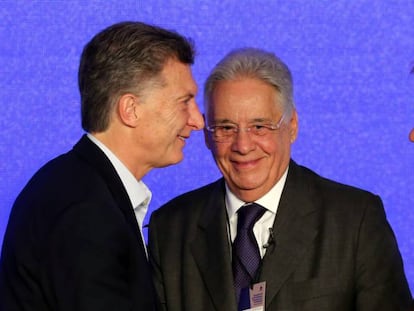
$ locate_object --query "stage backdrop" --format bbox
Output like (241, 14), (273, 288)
(1, 0), (413, 292)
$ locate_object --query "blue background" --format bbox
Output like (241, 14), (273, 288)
(1, 1), (413, 292)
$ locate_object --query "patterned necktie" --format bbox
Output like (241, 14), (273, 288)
(232, 202), (266, 309)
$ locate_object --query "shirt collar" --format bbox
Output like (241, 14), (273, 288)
(87, 134), (152, 210)
(225, 165), (289, 218)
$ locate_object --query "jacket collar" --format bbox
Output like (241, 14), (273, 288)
(72, 135), (144, 248)
(190, 179), (238, 310)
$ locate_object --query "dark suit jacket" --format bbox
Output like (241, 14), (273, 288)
(0, 135), (155, 311)
(149, 160), (412, 311)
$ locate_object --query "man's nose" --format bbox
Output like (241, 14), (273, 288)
(188, 101), (204, 130)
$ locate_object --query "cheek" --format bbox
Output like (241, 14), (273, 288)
(267, 135), (292, 160)
(167, 107), (189, 128)
(155, 102), (181, 124)
(210, 143), (229, 160)
(256, 137), (289, 162)
(162, 110), (178, 126)
(261, 139), (278, 152)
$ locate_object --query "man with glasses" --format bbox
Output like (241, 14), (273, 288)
(148, 48), (412, 310)
(0, 21), (204, 311)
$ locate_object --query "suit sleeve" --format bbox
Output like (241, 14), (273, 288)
(354, 195), (412, 310)
(45, 201), (134, 311)
(148, 211), (168, 311)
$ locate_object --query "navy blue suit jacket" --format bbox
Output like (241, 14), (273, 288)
(0, 135), (155, 310)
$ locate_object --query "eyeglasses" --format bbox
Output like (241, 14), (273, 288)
(206, 112), (287, 143)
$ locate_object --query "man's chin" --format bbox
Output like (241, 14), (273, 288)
(156, 154), (184, 168)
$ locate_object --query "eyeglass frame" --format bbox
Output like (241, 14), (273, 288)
(205, 112), (288, 142)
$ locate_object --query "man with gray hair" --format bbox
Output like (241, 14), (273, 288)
(149, 48), (412, 310)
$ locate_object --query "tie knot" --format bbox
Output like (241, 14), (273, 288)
(237, 203), (266, 230)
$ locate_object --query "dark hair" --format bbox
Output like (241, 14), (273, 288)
(78, 21), (195, 132)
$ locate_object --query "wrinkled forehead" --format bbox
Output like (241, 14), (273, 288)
(205, 78), (283, 123)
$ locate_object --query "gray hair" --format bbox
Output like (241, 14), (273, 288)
(204, 47), (295, 118)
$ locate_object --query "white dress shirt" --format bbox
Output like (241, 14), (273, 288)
(87, 134), (151, 256)
(225, 166), (288, 258)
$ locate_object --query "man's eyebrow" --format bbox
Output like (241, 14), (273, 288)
(250, 118), (273, 123)
(211, 118), (272, 124)
(176, 93), (195, 101)
(210, 119), (237, 124)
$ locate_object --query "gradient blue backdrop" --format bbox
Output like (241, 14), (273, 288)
(1, 1), (413, 292)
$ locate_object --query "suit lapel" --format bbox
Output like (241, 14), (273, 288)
(190, 180), (238, 311)
(72, 135), (145, 249)
(260, 161), (320, 308)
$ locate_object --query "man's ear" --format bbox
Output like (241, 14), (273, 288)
(118, 94), (139, 127)
(289, 110), (299, 143)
